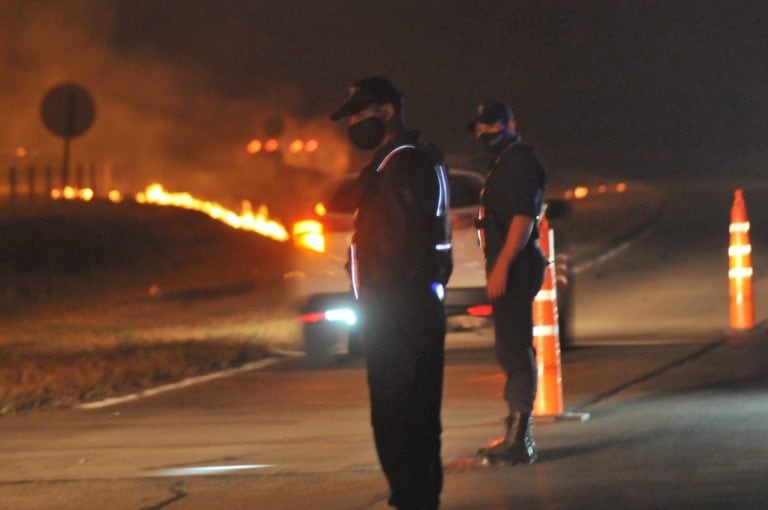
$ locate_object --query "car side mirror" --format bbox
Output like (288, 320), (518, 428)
(544, 199), (573, 220)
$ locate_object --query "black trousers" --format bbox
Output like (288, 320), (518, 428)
(360, 286), (445, 510)
(489, 246), (547, 414)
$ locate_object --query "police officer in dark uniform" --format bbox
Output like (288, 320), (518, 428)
(331, 76), (452, 510)
(469, 101), (547, 466)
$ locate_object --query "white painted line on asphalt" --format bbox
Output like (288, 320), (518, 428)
(148, 464), (274, 477)
(573, 239), (635, 275)
(76, 352), (303, 410)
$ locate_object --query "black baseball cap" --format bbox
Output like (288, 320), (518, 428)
(466, 101), (514, 131)
(330, 76), (403, 121)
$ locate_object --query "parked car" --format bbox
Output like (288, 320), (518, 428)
(284, 168), (573, 366)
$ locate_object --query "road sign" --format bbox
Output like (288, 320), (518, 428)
(40, 83), (96, 139)
(40, 83), (96, 187)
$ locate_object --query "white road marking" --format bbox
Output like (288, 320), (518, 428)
(148, 464), (273, 477)
(76, 352), (303, 410)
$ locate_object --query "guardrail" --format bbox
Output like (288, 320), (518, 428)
(1, 163), (108, 204)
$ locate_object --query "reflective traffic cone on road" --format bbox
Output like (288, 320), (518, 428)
(532, 214), (589, 421)
(729, 189), (755, 331)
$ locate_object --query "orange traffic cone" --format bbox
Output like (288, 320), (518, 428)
(532, 214), (589, 421)
(729, 189), (755, 331)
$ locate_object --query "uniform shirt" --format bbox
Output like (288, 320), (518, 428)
(353, 130), (445, 290)
(482, 136), (547, 265)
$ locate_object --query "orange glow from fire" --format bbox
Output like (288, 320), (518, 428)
(304, 138), (319, 153)
(51, 186), (94, 201)
(292, 219), (325, 253)
(136, 183), (289, 242)
(289, 139), (304, 154)
(314, 202), (327, 216)
(264, 138), (279, 153)
(108, 189), (123, 203)
(246, 139), (263, 154)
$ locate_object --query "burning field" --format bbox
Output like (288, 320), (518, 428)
(0, 193), (300, 414)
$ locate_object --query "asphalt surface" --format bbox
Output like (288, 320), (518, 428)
(2, 178), (768, 509)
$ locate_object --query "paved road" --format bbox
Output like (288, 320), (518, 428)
(2, 177), (768, 509)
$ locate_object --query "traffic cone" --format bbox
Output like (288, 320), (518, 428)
(532, 214), (589, 421)
(729, 189), (755, 331)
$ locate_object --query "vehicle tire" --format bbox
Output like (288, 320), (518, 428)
(347, 330), (363, 357)
(303, 323), (347, 368)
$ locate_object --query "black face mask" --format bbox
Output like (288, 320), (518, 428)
(478, 129), (509, 153)
(348, 116), (386, 150)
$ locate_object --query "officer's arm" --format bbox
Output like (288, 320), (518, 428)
(486, 215), (534, 299)
(496, 215), (534, 270)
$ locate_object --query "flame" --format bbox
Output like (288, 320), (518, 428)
(292, 219), (325, 252)
(136, 183), (289, 242)
(108, 189), (123, 203)
(51, 186), (94, 201)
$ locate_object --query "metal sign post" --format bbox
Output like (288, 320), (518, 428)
(40, 83), (96, 189)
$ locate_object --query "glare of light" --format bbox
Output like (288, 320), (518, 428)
(150, 464), (273, 477)
(51, 189), (62, 199)
(431, 282), (445, 301)
(63, 186), (76, 200)
(573, 186), (589, 199)
(289, 139), (304, 154)
(563, 189), (574, 199)
(246, 139), (262, 154)
(79, 188), (94, 201)
(292, 219), (325, 252)
(616, 182), (628, 192)
(108, 190), (123, 203)
(325, 308), (357, 325)
(265, 138), (279, 153)
(298, 312), (325, 323)
(467, 304), (493, 317)
(15, 146), (27, 158)
(304, 138), (319, 153)
(597, 184), (608, 194)
(314, 202), (327, 216)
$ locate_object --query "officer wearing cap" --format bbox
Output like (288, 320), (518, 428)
(331, 76), (452, 510)
(469, 101), (547, 466)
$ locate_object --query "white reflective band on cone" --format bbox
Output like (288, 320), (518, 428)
(728, 244), (752, 257)
(729, 267), (754, 279)
(534, 289), (557, 302)
(533, 325), (559, 337)
(435, 243), (452, 251)
(729, 222), (751, 233)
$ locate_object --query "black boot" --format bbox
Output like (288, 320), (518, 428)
(476, 412), (537, 466)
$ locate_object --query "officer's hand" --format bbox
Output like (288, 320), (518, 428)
(487, 262), (508, 300)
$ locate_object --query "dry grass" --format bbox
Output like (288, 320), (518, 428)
(0, 200), (297, 414)
(0, 179), (665, 415)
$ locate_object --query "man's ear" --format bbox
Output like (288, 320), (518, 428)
(381, 102), (396, 122)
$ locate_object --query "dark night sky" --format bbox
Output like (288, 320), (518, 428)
(3, 0), (768, 182)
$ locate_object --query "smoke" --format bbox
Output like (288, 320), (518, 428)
(0, 0), (351, 212)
